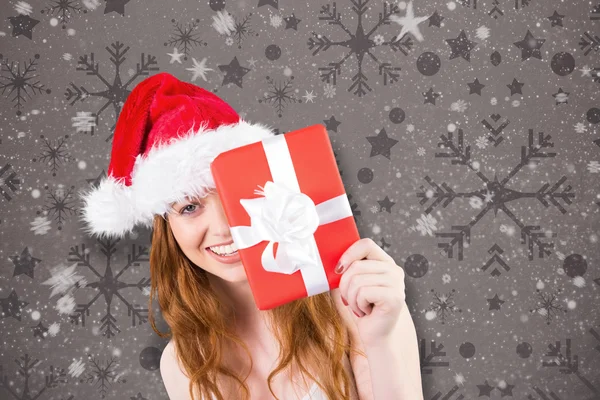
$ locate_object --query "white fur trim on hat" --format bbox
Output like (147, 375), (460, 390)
(78, 119), (275, 239)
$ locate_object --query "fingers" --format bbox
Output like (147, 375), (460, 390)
(338, 259), (406, 317)
(337, 238), (395, 273)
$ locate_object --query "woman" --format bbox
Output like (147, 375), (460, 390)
(78, 72), (423, 400)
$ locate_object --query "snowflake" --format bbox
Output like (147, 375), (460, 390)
(308, 0), (411, 97)
(475, 135), (489, 149)
(68, 358), (86, 378)
(56, 293), (76, 314)
(0, 354), (69, 400)
(222, 12), (258, 49)
(258, 75), (302, 118)
(587, 161), (600, 173)
(225, 36), (234, 46)
(417, 147), (426, 156)
(211, 10), (235, 35)
(42, 262), (87, 298)
(426, 289), (462, 324)
(48, 322), (60, 336)
(38, 184), (78, 231)
(373, 34), (385, 45)
(270, 14), (283, 28)
(450, 99), (468, 112)
(442, 273), (451, 284)
(416, 128), (574, 261)
(0, 161), (22, 201)
(0, 53), (51, 115)
(164, 18), (206, 61)
(413, 213), (438, 236)
(529, 288), (567, 325)
(323, 83), (336, 98)
(475, 25), (490, 40)
(72, 111), (97, 134)
(41, 0), (87, 29)
(406, 124), (415, 132)
(32, 134), (75, 177)
(66, 238), (150, 338)
(369, 205), (379, 213)
(65, 41), (158, 143)
(80, 354), (126, 398)
(574, 122), (588, 133)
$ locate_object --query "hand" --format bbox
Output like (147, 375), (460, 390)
(330, 238), (406, 348)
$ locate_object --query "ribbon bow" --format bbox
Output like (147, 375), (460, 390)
(230, 180), (322, 275)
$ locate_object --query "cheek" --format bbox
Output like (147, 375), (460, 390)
(171, 222), (206, 252)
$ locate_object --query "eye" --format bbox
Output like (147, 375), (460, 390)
(180, 202), (203, 215)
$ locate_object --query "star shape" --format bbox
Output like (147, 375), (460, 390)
(498, 382), (515, 397)
(257, 0), (278, 9)
(104, 0), (130, 16)
(547, 10), (565, 27)
(366, 128), (398, 160)
(167, 47), (184, 64)
(186, 57), (213, 82)
(446, 30), (478, 61)
(378, 196), (396, 213)
(552, 88), (570, 105)
(467, 78), (485, 95)
(0, 290), (29, 321)
(477, 380), (495, 397)
(507, 78), (525, 95)
(390, 0), (430, 43)
(10, 247), (41, 279)
(8, 14), (40, 40)
(513, 30), (545, 61)
(428, 10), (444, 27)
(218, 56), (250, 88)
(323, 116), (341, 132)
(487, 293), (505, 311)
(284, 14), (301, 30)
(423, 87), (441, 105)
(302, 90), (316, 103)
(32, 321), (49, 339)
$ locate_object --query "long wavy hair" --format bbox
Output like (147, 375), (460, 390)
(148, 213), (365, 400)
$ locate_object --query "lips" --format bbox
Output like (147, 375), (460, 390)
(205, 246), (241, 264)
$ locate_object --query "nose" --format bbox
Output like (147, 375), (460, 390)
(207, 193), (232, 237)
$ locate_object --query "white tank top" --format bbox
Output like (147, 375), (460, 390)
(208, 381), (327, 399)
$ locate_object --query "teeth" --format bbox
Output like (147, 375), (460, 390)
(208, 243), (238, 255)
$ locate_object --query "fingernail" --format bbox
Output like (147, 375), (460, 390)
(341, 296), (348, 306)
(352, 310), (362, 318)
(334, 261), (345, 274)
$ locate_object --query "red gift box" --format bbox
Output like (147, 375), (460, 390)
(210, 124), (360, 310)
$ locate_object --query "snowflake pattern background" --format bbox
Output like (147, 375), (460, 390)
(1, 0), (599, 399)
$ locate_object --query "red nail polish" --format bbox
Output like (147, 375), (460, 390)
(352, 310), (362, 318)
(341, 296), (348, 306)
(334, 261), (344, 274)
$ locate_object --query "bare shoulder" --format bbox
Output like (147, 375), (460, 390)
(160, 339), (195, 400)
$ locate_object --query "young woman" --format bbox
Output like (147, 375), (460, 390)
(78, 72), (423, 400)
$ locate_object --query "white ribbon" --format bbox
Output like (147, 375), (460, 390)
(229, 134), (354, 296)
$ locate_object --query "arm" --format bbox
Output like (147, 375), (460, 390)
(160, 339), (194, 400)
(362, 301), (424, 400)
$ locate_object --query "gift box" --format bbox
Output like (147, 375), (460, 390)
(210, 124), (360, 310)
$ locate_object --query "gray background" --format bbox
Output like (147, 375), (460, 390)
(1, 0), (599, 399)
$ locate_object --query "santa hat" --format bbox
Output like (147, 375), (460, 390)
(78, 72), (275, 239)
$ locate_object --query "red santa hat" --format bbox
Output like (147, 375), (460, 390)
(78, 72), (275, 239)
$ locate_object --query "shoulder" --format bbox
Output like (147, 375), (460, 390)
(160, 339), (195, 400)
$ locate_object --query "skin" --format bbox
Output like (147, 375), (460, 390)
(161, 190), (423, 399)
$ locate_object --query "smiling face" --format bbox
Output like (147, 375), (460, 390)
(165, 190), (246, 282)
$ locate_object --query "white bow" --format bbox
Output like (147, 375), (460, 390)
(231, 180), (321, 274)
